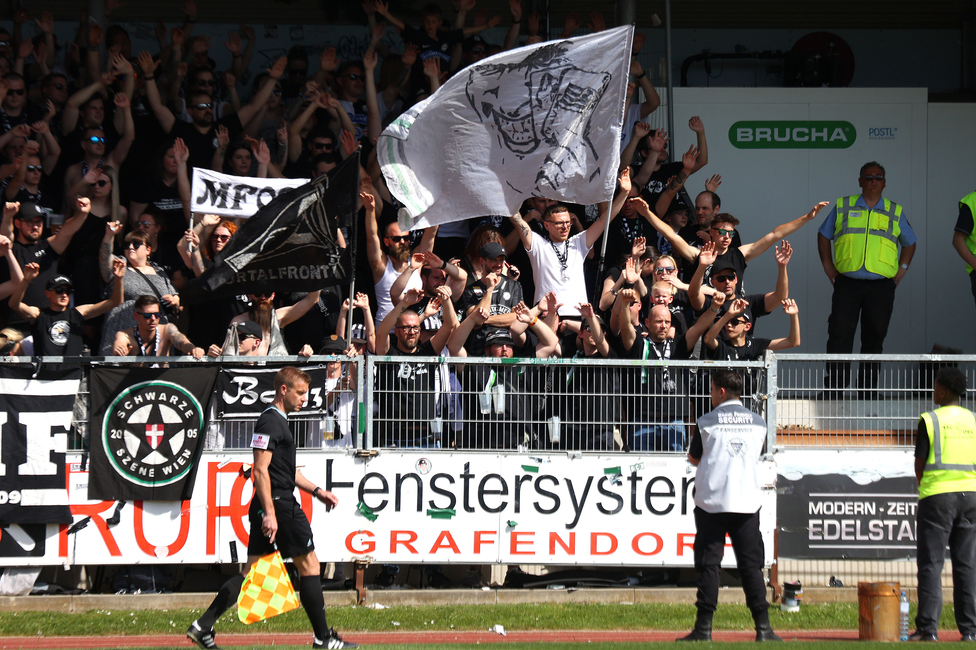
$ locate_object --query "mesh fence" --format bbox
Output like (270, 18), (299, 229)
(40, 352), (976, 588)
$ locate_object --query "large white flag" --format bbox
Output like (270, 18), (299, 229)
(379, 26), (633, 231)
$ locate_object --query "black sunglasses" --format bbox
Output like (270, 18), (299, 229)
(342, 73), (364, 81)
(713, 273), (736, 283)
(191, 102), (213, 110)
(7, 87), (25, 96)
(89, 179), (109, 188)
(25, 165), (41, 172)
(136, 311), (160, 319)
(386, 235), (410, 243)
(311, 141), (334, 150)
(88, 136), (106, 144)
(52, 286), (73, 295)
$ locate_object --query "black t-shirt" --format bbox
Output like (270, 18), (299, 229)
(620, 333), (692, 420)
(915, 420), (929, 460)
(641, 161), (684, 209)
(253, 407), (296, 493)
(709, 336), (772, 361)
(32, 306), (85, 357)
(8, 239), (59, 331)
(458, 276), (524, 356)
(129, 176), (187, 273)
(694, 247), (748, 293)
(605, 216), (653, 266)
(170, 113), (243, 172)
(699, 292), (771, 338)
(376, 340), (439, 424)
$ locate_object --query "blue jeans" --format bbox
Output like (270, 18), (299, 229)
(631, 421), (686, 452)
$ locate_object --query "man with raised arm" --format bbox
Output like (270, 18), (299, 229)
(508, 168), (631, 317)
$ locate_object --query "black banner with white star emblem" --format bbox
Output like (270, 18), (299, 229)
(88, 367), (218, 501)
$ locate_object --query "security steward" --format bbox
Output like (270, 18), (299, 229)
(911, 367), (976, 642)
(679, 369), (781, 643)
(816, 161), (917, 396)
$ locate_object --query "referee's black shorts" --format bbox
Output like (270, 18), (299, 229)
(248, 493), (315, 559)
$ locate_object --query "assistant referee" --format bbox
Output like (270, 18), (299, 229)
(188, 367), (358, 650)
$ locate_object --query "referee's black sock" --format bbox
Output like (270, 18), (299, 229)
(197, 573), (245, 630)
(299, 575), (329, 640)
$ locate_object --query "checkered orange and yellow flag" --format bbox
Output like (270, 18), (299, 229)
(237, 551), (301, 624)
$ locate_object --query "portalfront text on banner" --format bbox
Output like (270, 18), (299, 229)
(0, 367), (80, 526)
(2, 451), (776, 567)
(379, 26), (632, 232)
(191, 168), (308, 219)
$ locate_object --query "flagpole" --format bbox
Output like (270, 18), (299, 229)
(344, 148), (362, 345)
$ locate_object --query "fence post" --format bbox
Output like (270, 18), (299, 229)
(364, 355), (375, 449)
(765, 351), (778, 451)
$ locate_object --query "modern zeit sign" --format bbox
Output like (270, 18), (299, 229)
(729, 121), (856, 149)
(2, 452), (776, 568)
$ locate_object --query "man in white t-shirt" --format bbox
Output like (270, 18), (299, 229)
(508, 168), (631, 316)
(680, 369), (780, 643)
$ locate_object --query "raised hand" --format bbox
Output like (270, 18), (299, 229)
(562, 12), (582, 35)
(634, 122), (651, 139)
(775, 240), (793, 266)
(618, 166), (632, 194)
(728, 298), (748, 316)
(698, 241), (717, 267)
(24, 262), (40, 282)
(782, 299), (798, 316)
(401, 44), (418, 67)
(587, 10), (605, 32)
(806, 201), (830, 221)
(136, 51), (160, 77)
(688, 116), (704, 133)
(173, 137), (190, 163)
(409, 252), (425, 269)
(224, 31), (242, 56)
(215, 124), (230, 150)
(76, 196), (92, 214)
(320, 47), (339, 73)
(268, 56), (287, 80)
(359, 190), (375, 211)
(339, 129), (356, 157)
(509, 0), (522, 22)
(704, 174), (722, 192)
(631, 235), (646, 258)
(578, 302), (595, 320)
(422, 251), (444, 269)
(681, 145), (699, 170)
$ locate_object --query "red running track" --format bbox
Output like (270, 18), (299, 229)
(2, 628), (928, 648)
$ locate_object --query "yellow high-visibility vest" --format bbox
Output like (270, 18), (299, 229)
(918, 405), (976, 500)
(832, 195), (903, 277)
(959, 192), (976, 274)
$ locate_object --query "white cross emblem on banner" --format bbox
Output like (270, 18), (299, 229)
(145, 424), (165, 449)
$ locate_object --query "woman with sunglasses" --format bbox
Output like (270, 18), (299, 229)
(97, 228), (180, 355)
(3, 127), (59, 210)
(177, 215), (251, 350)
(57, 166), (126, 309)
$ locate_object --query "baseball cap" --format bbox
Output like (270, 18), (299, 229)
(235, 320), (263, 340)
(480, 242), (507, 259)
(484, 327), (515, 348)
(46, 275), (73, 291)
(665, 196), (691, 216)
(710, 260), (737, 274)
(319, 334), (348, 354)
(16, 202), (45, 222)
